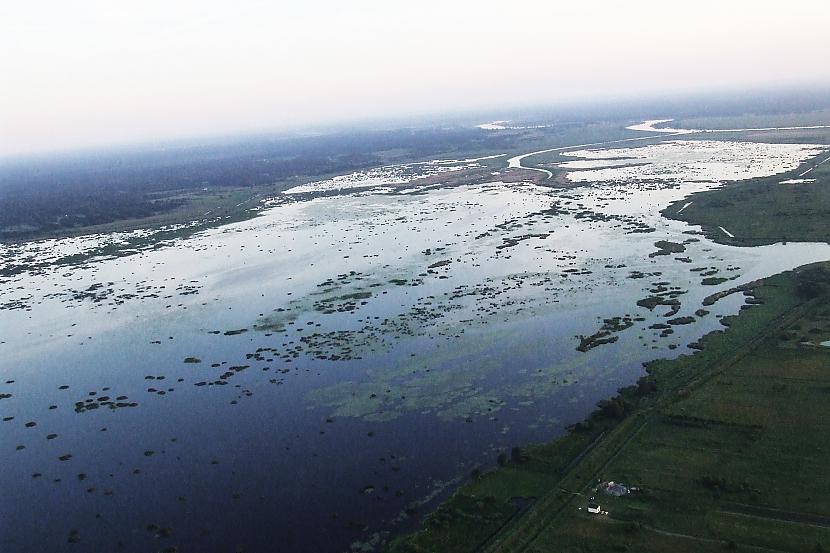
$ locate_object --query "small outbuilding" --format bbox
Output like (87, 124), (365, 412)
(587, 503), (601, 514)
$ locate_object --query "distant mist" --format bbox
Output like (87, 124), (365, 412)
(2, 0), (829, 156)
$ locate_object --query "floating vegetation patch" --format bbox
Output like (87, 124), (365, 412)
(649, 240), (686, 257)
(637, 296), (682, 317)
(313, 291), (373, 314)
(576, 316), (637, 352)
(74, 392), (138, 413)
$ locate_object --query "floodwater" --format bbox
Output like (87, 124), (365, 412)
(1, 133), (828, 552)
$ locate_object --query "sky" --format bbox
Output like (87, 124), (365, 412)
(2, 0), (830, 157)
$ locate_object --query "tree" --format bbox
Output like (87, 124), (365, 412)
(510, 446), (526, 463)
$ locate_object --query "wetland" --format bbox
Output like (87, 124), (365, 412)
(3, 113), (830, 553)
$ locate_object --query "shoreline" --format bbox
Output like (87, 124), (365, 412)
(388, 261), (830, 552)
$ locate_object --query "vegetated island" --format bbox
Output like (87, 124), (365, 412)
(388, 153), (830, 553)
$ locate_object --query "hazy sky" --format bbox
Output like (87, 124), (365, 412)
(2, 0), (829, 156)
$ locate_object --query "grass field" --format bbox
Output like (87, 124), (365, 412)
(532, 297), (830, 553)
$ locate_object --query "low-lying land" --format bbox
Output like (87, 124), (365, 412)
(389, 261), (830, 553)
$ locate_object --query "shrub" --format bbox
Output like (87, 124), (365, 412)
(636, 376), (658, 395)
(510, 446), (527, 463)
(796, 267), (829, 299)
(598, 396), (628, 420)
